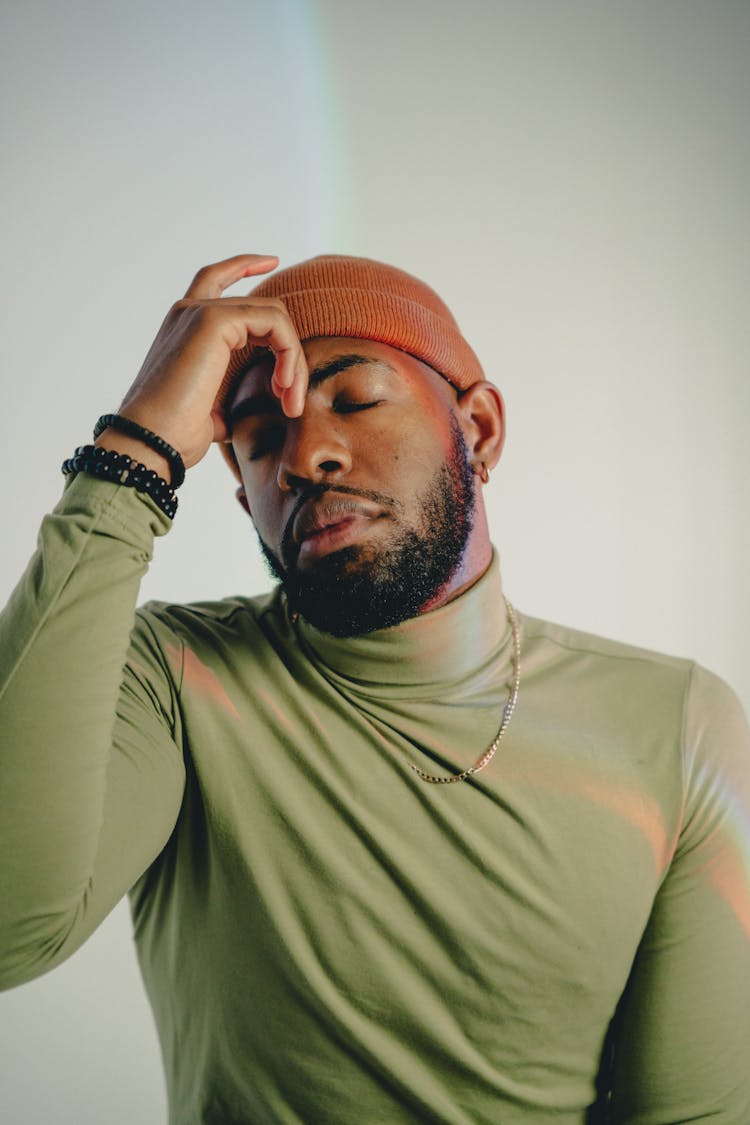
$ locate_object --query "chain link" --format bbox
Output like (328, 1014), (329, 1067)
(408, 598), (521, 784)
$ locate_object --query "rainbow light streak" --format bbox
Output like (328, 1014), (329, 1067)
(278, 0), (351, 251)
(694, 763), (750, 942)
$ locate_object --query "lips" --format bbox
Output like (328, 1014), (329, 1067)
(292, 496), (383, 546)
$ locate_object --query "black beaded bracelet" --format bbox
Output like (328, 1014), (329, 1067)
(93, 413), (186, 489)
(62, 445), (178, 519)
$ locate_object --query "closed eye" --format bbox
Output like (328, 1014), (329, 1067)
(333, 397), (384, 414)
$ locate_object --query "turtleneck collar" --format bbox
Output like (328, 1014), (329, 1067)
(295, 552), (511, 694)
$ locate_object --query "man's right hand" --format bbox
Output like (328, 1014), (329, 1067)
(95, 254), (308, 480)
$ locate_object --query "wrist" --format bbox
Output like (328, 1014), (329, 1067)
(63, 445), (178, 519)
(94, 430), (171, 480)
(92, 413), (186, 488)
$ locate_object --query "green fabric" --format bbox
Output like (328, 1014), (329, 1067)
(1, 473), (749, 1123)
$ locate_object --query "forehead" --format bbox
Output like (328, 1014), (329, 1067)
(229, 336), (456, 410)
(304, 336), (400, 368)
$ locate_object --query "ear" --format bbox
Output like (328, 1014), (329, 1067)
(454, 381), (505, 471)
(235, 485), (252, 517)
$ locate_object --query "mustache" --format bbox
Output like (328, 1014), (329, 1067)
(281, 483), (400, 563)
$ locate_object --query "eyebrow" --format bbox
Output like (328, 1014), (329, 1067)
(308, 353), (376, 389)
(228, 353), (396, 429)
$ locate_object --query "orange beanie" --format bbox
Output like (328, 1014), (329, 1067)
(217, 254), (484, 411)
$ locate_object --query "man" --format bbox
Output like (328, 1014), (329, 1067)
(1, 253), (749, 1123)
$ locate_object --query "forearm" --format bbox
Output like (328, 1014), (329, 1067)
(0, 473), (175, 987)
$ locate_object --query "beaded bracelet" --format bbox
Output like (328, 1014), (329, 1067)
(93, 413), (186, 489)
(61, 445), (178, 519)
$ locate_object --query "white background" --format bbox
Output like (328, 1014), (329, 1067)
(1, 1), (748, 1121)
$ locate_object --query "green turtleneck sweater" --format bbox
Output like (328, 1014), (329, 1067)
(1, 474), (749, 1123)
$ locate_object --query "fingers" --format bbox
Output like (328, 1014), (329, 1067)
(270, 341), (309, 418)
(185, 253), (279, 300)
(183, 256), (309, 418)
(225, 302), (308, 418)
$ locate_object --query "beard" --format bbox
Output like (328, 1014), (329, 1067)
(256, 417), (477, 638)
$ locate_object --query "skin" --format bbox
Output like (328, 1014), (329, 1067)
(96, 254), (505, 615)
(229, 337), (505, 612)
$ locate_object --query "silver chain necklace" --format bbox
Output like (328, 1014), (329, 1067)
(408, 596), (521, 785)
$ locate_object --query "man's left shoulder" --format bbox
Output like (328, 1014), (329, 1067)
(520, 611), (747, 747)
(521, 611), (695, 678)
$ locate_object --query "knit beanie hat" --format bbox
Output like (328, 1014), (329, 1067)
(218, 254), (484, 479)
(218, 254), (484, 409)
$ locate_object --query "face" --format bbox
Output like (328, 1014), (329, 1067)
(228, 337), (478, 636)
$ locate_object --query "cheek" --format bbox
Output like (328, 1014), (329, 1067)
(365, 409), (447, 470)
(393, 416), (450, 471)
(236, 465), (282, 539)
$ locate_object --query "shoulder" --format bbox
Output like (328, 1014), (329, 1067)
(522, 612), (693, 674)
(522, 612), (743, 707)
(519, 611), (747, 752)
(520, 610), (749, 771)
(133, 584), (289, 656)
(520, 611), (696, 705)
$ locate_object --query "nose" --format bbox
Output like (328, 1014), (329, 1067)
(276, 414), (352, 492)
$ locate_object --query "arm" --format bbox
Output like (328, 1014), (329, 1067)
(0, 476), (183, 987)
(610, 665), (750, 1122)
(0, 254), (309, 988)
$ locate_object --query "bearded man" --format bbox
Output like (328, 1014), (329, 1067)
(1, 254), (749, 1123)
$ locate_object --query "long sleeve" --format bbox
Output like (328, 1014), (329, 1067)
(610, 664), (750, 1122)
(0, 474), (186, 990)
